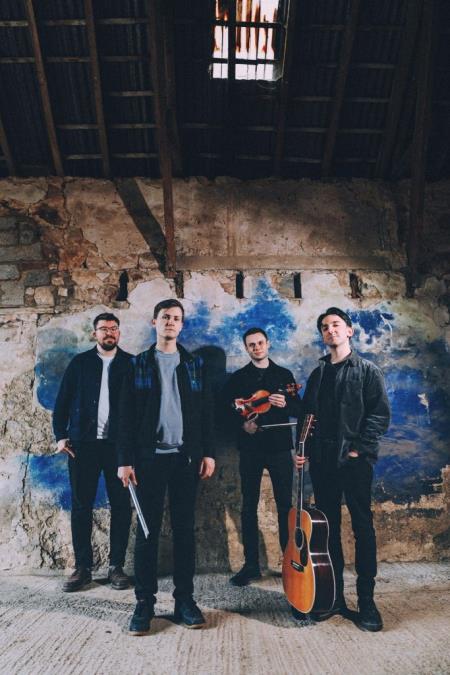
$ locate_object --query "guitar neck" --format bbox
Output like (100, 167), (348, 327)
(296, 440), (305, 528)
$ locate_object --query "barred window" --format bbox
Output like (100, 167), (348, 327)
(212, 0), (287, 81)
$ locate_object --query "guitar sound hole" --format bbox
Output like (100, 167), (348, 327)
(295, 528), (304, 549)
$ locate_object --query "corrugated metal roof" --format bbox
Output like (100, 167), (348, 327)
(0, 0), (448, 180)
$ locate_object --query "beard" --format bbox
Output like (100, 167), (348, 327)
(99, 340), (117, 351)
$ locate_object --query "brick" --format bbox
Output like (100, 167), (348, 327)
(0, 264), (20, 281)
(0, 280), (25, 307)
(0, 243), (43, 263)
(23, 269), (50, 286)
(0, 230), (18, 246)
(19, 226), (38, 245)
(34, 286), (55, 306)
(0, 216), (16, 230)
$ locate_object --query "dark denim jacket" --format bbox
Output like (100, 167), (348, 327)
(116, 343), (214, 466)
(52, 346), (132, 443)
(301, 351), (390, 466)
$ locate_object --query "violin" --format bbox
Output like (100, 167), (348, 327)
(233, 383), (301, 421)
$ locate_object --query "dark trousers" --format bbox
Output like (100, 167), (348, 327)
(309, 456), (377, 601)
(134, 453), (200, 608)
(68, 439), (132, 569)
(239, 448), (293, 568)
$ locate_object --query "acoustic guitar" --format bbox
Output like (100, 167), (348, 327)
(282, 413), (336, 614)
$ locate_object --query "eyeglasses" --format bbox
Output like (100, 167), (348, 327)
(96, 326), (119, 334)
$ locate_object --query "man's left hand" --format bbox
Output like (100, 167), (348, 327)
(268, 394), (286, 408)
(199, 457), (215, 479)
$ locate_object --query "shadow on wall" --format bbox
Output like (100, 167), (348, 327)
(27, 279), (450, 570)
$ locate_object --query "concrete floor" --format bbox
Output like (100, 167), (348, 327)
(0, 562), (449, 675)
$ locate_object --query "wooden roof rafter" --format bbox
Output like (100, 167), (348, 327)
(24, 0), (63, 177)
(375, 0), (422, 179)
(407, 0), (435, 297)
(273, 0), (298, 177)
(321, 0), (361, 177)
(84, 0), (111, 178)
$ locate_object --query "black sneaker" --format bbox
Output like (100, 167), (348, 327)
(62, 567), (92, 593)
(355, 598), (383, 632)
(311, 597), (348, 622)
(129, 600), (153, 636)
(174, 597), (206, 629)
(108, 565), (130, 590)
(229, 565), (262, 587)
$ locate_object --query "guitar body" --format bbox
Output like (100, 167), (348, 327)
(282, 505), (336, 614)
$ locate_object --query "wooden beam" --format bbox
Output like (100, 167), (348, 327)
(322, 0), (361, 176)
(147, 0), (177, 277)
(375, 0), (422, 178)
(273, 0), (298, 176)
(24, 0), (63, 176)
(160, 0), (183, 175)
(0, 112), (16, 175)
(407, 0), (435, 296)
(84, 0), (110, 177)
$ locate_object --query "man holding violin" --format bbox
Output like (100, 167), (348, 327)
(223, 327), (301, 586)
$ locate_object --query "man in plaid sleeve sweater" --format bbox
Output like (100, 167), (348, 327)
(117, 299), (215, 635)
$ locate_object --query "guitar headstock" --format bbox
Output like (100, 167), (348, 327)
(299, 414), (315, 443)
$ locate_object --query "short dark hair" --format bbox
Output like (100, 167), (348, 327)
(93, 312), (120, 329)
(153, 298), (185, 321)
(243, 327), (268, 344)
(317, 307), (352, 333)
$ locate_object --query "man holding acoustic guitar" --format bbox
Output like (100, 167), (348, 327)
(223, 327), (301, 587)
(295, 307), (390, 632)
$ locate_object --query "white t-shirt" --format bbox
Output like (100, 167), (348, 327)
(97, 352), (114, 439)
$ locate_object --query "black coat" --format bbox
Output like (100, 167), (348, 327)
(302, 351), (390, 466)
(222, 359), (301, 453)
(116, 343), (214, 467)
(52, 346), (133, 443)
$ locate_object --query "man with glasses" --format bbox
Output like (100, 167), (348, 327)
(53, 312), (133, 592)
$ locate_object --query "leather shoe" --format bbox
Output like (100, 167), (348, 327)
(129, 600), (153, 636)
(174, 597), (206, 628)
(311, 597), (348, 622)
(62, 567), (92, 593)
(355, 598), (383, 632)
(229, 565), (262, 587)
(108, 565), (130, 590)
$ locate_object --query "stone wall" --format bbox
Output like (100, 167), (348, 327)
(0, 176), (449, 573)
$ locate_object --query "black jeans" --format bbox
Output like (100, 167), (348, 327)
(309, 456), (377, 601)
(134, 453), (200, 608)
(239, 448), (293, 568)
(68, 439), (132, 569)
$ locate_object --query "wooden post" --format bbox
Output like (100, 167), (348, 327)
(147, 0), (177, 277)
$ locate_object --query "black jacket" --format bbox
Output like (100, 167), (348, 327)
(302, 351), (390, 466)
(116, 343), (214, 466)
(223, 359), (301, 453)
(52, 346), (133, 443)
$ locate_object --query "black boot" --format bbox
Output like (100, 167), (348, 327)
(174, 597), (206, 628)
(108, 565), (131, 590)
(129, 600), (153, 636)
(355, 598), (383, 632)
(229, 564), (262, 587)
(311, 596), (348, 622)
(62, 567), (92, 593)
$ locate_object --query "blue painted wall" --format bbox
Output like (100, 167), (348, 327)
(31, 277), (450, 506)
